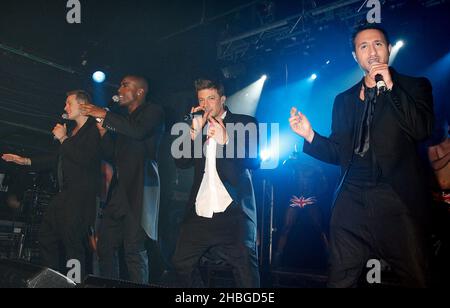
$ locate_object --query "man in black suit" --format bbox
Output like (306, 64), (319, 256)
(172, 79), (260, 288)
(80, 76), (165, 284)
(2, 90), (101, 281)
(289, 24), (434, 288)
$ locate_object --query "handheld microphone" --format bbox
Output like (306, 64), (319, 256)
(53, 114), (69, 141)
(375, 74), (387, 93)
(112, 95), (120, 104)
(184, 110), (205, 121)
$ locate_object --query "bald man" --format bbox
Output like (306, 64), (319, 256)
(81, 75), (165, 284)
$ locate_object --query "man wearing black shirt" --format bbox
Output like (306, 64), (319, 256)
(80, 76), (165, 284)
(2, 90), (101, 281)
(289, 24), (434, 287)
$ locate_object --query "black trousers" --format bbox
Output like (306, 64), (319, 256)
(328, 182), (428, 288)
(172, 205), (260, 288)
(39, 202), (89, 282)
(97, 209), (149, 284)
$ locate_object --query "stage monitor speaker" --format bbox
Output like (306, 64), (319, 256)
(0, 259), (76, 288)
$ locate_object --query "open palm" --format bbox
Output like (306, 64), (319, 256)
(289, 107), (314, 142)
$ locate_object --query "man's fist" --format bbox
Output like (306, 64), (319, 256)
(53, 124), (67, 142)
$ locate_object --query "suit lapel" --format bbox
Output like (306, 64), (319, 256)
(216, 109), (233, 175)
(223, 108), (233, 124)
(348, 81), (362, 135)
(344, 81), (363, 162)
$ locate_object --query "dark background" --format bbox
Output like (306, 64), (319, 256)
(0, 0), (449, 284)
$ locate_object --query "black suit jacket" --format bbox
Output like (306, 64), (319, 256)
(100, 102), (165, 240)
(31, 117), (101, 227)
(304, 68), (434, 218)
(175, 109), (260, 229)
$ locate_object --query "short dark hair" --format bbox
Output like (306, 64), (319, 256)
(66, 90), (92, 104)
(351, 23), (391, 51)
(194, 79), (225, 97)
(125, 75), (149, 95)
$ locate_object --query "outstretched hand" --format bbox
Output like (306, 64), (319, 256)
(79, 103), (107, 119)
(2, 154), (30, 166)
(289, 107), (315, 143)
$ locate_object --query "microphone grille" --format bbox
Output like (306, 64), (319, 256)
(61, 113), (69, 120)
(112, 95), (120, 103)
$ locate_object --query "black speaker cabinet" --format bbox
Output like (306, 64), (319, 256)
(0, 259), (76, 288)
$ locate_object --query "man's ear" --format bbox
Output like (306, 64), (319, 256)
(388, 44), (392, 56)
(221, 96), (226, 106)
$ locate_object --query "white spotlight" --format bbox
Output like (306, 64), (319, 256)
(261, 149), (272, 162)
(389, 40), (405, 65)
(92, 71), (106, 83)
(226, 76), (268, 116)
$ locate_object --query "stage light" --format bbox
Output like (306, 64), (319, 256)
(92, 71), (106, 83)
(389, 40), (405, 65)
(310, 73), (318, 81)
(395, 40), (404, 49)
(261, 149), (273, 162)
(326, 60), (331, 65)
(226, 75), (268, 116)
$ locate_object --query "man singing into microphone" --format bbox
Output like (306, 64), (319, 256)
(289, 24), (434, 287)
(172, 79), (260, 288)
(79, 75), (165, 284)
(2, 90), (101, 281)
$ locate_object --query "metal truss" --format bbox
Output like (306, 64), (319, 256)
(217, 0), (447, 62)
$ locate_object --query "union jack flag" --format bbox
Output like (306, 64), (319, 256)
(289, 196), (317, 209)
(443, 192), (450, 205)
